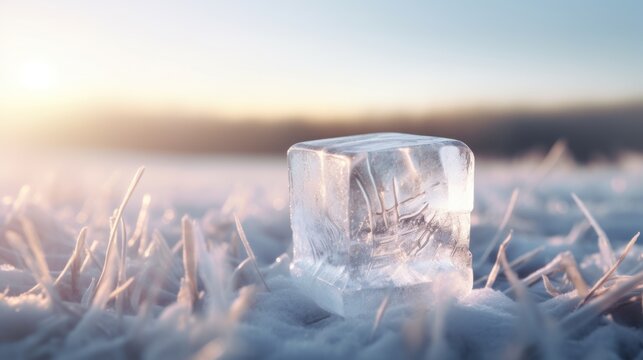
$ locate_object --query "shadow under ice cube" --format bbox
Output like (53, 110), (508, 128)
(288, 133), (474, 317)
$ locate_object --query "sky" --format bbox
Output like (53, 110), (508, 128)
(1, 0), (643, 126)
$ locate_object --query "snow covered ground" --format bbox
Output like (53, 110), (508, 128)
(0, 146), (642, 359)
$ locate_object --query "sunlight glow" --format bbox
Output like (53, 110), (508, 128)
(0, 1), (642, 124)
(19, 61), (56, 91)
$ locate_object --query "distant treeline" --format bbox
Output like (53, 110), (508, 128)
(42, 102), (643, 161)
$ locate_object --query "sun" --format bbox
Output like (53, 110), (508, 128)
(19, 61), (57, 91)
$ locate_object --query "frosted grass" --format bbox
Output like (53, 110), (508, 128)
(0, 148), (642, 359)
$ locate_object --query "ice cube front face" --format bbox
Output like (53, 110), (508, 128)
(288, 133), (474, 317)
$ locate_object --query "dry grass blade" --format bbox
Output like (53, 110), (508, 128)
(529, 139), (567, 188)
(52, 227), (87, 296)
(509, 246), (546, 269)
(20, 218), (53, 284)
(485, 230), (513, 288)
(370, 289), (392, 340)
(234, 214), (270, 292)
(564, 221), (590, 244)
(232, 257), (252, 278)
(542, 275), (562, 297)
(128, 193), (151, 249)
(171, 238), (183, 255)
(231, 257), (252, 290)
(561, 253), (589, 296)
(561, 271), (643, 336)
(6, 232), (40, 285)
(92, 238), (120, 308)
(474, 246), (544, 286)
(504, 253), (565, 295)
(571, 193), (615, 269)
(93, 167), (145, 303)
(7, 226), (71, 314)
(476, 189), (519, 269)
(81, 277), (96, 307)
(504, 251), (588, 296)
(228, 285), (256, 323)
(116, 217), (127, 315)
(576, 232), (640, 309)
(192, 223), (232, 313)
(193, 340), (225, 360)
(108, 276), (135, 301)
(181, 215), (198, 304)
(83, 243), (101, 271)
(28, 228), (88, 296)
(499, 247), (530, 300)
(119, 217), (127, 279)
(70, 227), (87, 295)
(4, 185), (30, 226)
(591, 274), (643, 302)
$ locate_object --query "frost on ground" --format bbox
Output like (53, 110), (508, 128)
(0, 146), (642, 359)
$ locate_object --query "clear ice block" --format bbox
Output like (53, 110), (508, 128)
(288, 133), (474, 317)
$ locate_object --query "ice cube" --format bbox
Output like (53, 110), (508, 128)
(288, 133), (474, 317)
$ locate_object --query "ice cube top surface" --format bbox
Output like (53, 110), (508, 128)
(294, 132), (465, 155)
(289, 133), (474, 212)
(288, 133), (474, 316)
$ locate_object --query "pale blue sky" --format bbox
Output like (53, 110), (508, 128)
(1, 0), (642, 122)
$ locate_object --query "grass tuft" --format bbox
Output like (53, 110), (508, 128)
(484, 230), (513, 288)
(234, 214), (270, 292)
(93, 167), (145, 305)
(572, 193), (616, 270)
(476, 188), (519, 270)
(180, 215), (198, 306)
(576, 232), (640, 309)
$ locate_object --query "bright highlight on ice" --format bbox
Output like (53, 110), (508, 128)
(288, 133), (475, 316)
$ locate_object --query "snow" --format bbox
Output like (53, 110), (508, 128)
(0, 147), (642, 359)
